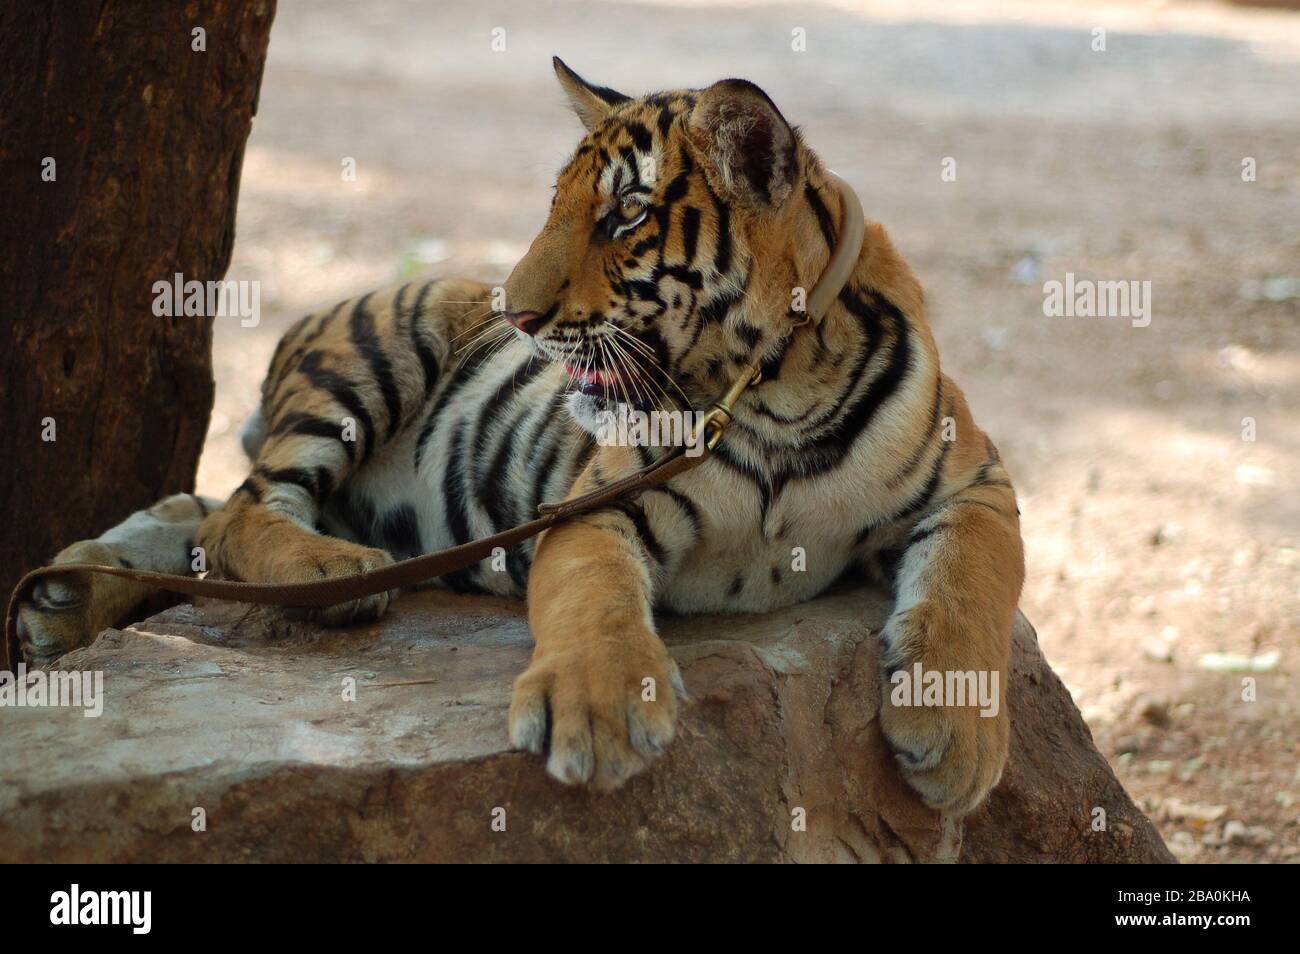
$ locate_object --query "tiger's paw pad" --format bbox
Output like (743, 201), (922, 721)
(17, 589), (94, 669)
(281, 544), (396, 626)
(15, 542), (122, 667)
(508, 636), (683, 792)
(879, 669), (1009, 816)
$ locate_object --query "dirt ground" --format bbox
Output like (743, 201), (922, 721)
(198, 0), (1299, 863)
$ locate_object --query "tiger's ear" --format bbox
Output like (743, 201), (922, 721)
(688, 79), (798, 211)
(553, 57), (630, 132)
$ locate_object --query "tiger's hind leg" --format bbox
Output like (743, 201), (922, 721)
(15, 494), (220, 667)
(198, 280), (492, 624)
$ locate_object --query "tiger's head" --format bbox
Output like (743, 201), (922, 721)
(503, 57), (848, 435)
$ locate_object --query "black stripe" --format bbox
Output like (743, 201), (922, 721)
(302, 303), (343, 347)
(643, 485), (701, 539)
(235, 477), (262, 503)
(611, 502), (667, 567)
(406, 283), (444, 398)
(257, 466), (323, 502)
(663, 171), (690, 204)
(893, 439), (952, 522)
(970, 449), (1012, 489)
(660, 264), (703, 290)
(805, 182), (836, 250)
(852, 439), (952, 546)
(472, 359), (549, 487)
(438, 425), (482, 593)
(272, 411), (358, 464)
(625, 121), (653, 153)
(480, 388), (543, 534)
(680, 205), (700, 265)
(708, 441), (775, 531)
(271, 302), (346, 393)
(512, 420), (572, 588)
(378, 504), (423, 560)
(735, 322), (762, 349)
(267, 312), (311, 386)
(906, 522), (949, 547)
(582, 79), (629, 108)
(885, 375), (943, 488)
(744, 286), (884, 457)
(413, 339), (505, 470)
(959, 498), (1010, 518)
(528, 430), (565, 517)
(877, 547), (904, 585)
(711, 188), (732, 275)
(624, 278), (661, 302)
(327, 485), (376, 544)
(315, 465), (336, 503)
(697, 288), (740, 325)
(443, 427), (471, 544)
(525, 390), (574, 516)
(815, 289), (912, 452)
(490, 395), (562, 579)
(757, 335), (791, 384)
(266, 383), (307, 425)
(392, 281), (413, 328)
(349, 292), (404, 439)
(298, 350), (377, 462)
(657, 106), (675, 137)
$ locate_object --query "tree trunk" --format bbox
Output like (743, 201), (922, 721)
(0, 1), (276, 604)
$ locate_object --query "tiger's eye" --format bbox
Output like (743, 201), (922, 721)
(619, 196), (641, 218)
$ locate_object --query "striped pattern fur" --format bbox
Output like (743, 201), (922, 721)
(16, 59), (1024, 814)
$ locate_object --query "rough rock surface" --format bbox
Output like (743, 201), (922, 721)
(0, 585), (1173, 863)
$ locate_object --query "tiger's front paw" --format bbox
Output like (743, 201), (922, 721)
(879, 664), (1009, 815)
(198, 505), (395, 626)
(508, 630), (683, 792)
(878, 601), (1011, 814)
(280, 540), (396, 626)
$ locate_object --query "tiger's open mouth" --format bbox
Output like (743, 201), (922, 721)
(565, 362), (624, 399)
(551, 327), (672, 413)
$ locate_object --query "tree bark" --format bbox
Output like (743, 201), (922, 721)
(0, 1), (276, 603)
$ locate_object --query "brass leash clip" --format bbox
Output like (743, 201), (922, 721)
(693, 362), (763, 452)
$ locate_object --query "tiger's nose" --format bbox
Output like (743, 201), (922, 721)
(504, 310), (544, 336)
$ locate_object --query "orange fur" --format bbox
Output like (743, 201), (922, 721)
(19, 63), (1025, 817)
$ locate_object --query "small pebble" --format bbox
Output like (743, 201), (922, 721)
(1135, 694), (1170, 728)
(1141, 638), (1173, 663)
(1149, 523), (1183, 546)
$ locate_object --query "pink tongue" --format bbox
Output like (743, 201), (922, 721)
(570, 366), (615, 387)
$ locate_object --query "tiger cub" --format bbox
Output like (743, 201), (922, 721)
(17, 58), (1024, 814)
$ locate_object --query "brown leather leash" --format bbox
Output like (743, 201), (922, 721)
(4, 172), (866, 671)
(2, 393), (733, 672)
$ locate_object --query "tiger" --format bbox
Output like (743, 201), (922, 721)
(16, 58), (1025, 814)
